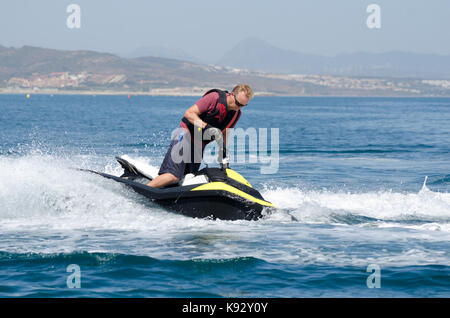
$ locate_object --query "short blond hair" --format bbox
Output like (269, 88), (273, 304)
(232, 84), (254, 99)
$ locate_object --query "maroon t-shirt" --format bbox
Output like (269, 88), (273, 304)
(180, 92), (239, 130)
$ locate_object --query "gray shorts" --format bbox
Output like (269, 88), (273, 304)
(158, 130), (202, 179)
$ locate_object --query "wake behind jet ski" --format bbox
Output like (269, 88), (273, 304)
(84, 155), (275, 221)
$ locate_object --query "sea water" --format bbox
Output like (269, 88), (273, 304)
(0, 94), (449, 297)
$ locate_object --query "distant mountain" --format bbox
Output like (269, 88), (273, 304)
(331, 51), (450, 79)
(0, 45), (315, 95)
(0, 45), (9, 53)
(218, 37), (325, 74)
(0, 45), (225, 86)
(218, 37), (450, 79)
(122, 45), (203, 64)
(0, 45), (124, 79)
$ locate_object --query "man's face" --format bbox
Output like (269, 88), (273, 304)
(229, 91), (249, 111)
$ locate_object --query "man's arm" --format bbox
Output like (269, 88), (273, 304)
(184, 104), (207, 128)
(186, 103), (228, 160)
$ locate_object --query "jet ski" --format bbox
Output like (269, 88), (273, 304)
(84, 155), (275, 221)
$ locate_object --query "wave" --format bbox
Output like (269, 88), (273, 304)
(0, 153), (449, 269)
(0, 251), (265, 297)
(1, 250), (448, 297)
(1, 153), (449, 228)
(426, 174), (450, 186)
(262, 179), (450, 227)
(279, 149), (413, 154)
(0, 250), (262, 268)
(278, 144), (436, 155)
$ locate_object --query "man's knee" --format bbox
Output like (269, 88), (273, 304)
(147, 172), (180, 188)
(164, 173), (180, 183)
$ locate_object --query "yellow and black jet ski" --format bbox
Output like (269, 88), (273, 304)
(85, 155), (274, 221)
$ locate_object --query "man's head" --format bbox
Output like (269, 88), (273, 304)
(228, 84), (254, 110)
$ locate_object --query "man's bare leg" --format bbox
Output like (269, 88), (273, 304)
(146, 173), (179, 188)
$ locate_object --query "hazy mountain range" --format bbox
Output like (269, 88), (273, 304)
(218, 37), (450, 79)
(119, 37), (450, 79)
(1, 43), (449, 96)
(0, 44), (314, 95)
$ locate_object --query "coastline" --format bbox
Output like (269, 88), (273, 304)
(1, 87), (449, 98)
(0, 87), (279, 97)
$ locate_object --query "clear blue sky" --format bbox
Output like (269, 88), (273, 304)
(1, 0), (449, 62)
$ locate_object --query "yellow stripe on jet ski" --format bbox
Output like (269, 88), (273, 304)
(190, 182), (274, 207)
(225, 169), (252, 187)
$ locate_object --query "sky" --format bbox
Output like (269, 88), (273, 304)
(1, 0), (449, 63)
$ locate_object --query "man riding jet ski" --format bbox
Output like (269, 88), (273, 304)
(147, 85), (252, 189)
(84, 85), (275, 220)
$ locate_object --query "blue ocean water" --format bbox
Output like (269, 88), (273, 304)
(0, 94), (449, 297)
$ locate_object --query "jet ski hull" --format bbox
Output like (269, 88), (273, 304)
(85, 169), (270, 221)
(148, 194), (263, 220)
